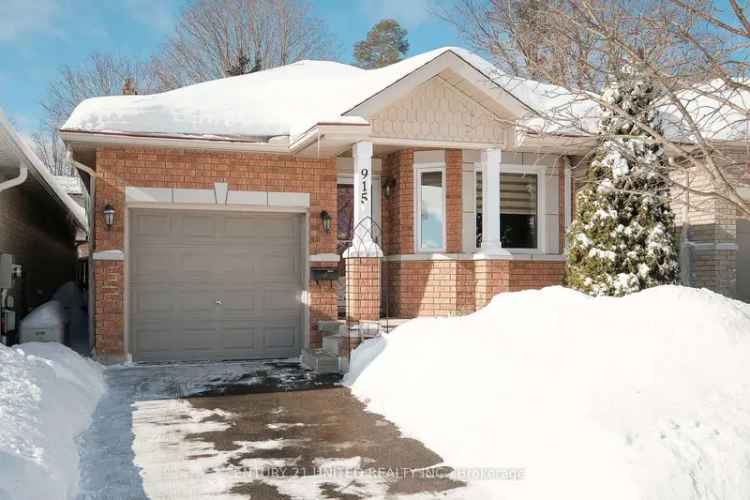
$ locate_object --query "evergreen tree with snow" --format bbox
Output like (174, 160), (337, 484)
(566, 66), (678, 296)
(354, 19), (409, 69)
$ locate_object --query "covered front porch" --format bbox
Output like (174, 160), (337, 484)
(304, 138), (574, 372)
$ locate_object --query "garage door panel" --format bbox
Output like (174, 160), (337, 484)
(263, 324), (299, 350)
(261, 289), (299, 315)
(180, 214), (217, 238)
(174, 250), (217, 285)
(130, 209), (304, 362)
(179, 328), (217, 350)
(131, 250), (174, 284)
(132, 213), (172, 241)
(223, 216), (261, 240)
(222, 321), (260, 350)
(217, 251), (256, 283)
(132, 288), (174, 316)
(134, 324), (173, 352)
(219, 290), (257, 319)
(261, 249), (300, 281)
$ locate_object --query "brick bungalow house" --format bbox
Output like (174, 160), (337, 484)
(58, 47), (610, 363)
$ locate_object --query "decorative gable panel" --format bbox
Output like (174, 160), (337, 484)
(369, 75), (513, 145)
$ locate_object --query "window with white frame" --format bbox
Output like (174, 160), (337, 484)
(415, 165), (446, 252)
(476, 170), (540, 249)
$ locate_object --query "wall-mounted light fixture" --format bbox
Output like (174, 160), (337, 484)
(382, 177), (397, 199)
(320, 210), (332, 233)
(103, 203), (116, 230)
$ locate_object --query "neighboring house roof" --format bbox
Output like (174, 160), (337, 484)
(0, 108), (88, 231)
(53, 175), (84, 196)
(662, 79), (750, 144)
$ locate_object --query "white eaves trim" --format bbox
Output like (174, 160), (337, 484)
(0, 108), (88, 231)
(59, 129), (291, 154)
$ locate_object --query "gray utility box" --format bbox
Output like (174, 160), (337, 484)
(19, 300), (68, 344)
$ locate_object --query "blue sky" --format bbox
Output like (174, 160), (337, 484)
(0, 0), (463, 134)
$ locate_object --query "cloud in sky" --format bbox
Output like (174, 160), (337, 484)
(360, 0), (435, 29)
(0, 0), (61, 41)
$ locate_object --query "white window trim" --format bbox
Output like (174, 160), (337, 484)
(474, 162), (547, 253)
(414, 162), (448, 253)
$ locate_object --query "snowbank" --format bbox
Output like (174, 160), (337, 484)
(0, 343), (105, 500)
(344, 286), (750, 499)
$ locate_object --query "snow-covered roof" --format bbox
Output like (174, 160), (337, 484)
(53, 175), (84, 195)
(61, 47), (748, 149)
(0, 108), (88, 231)
(62, 47), (548, 142)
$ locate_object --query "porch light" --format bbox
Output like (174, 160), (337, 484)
(320, 210), (332, 233)
(102, 203), (116, 230)
(382, 177), (397, 199)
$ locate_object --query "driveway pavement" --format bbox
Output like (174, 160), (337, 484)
(76, 360), (466, 499)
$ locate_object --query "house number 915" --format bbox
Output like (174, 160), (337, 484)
(360, 168), (369, 203)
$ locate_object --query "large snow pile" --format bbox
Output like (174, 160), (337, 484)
(344, 286), (750, 499)
(0, 342), (105, 500)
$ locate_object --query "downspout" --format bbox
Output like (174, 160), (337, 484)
(0, 164), (28, 193)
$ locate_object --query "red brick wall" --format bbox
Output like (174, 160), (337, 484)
(475, 260), (510, 309)
(389, 258), (565, 315)
(94, 260), (124, 356)
(346, 257), (380, 320)
(508, 260), (565, 292)
(382, 149), (414, 255)
(94, 147), (337, 357)
(387, 260), (462, 317)
(446, 149), (463, 253)
(308, 260), (337, 348)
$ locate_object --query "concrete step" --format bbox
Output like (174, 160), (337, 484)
(300, 347), (341, 374)
(317, 320), (344, 336)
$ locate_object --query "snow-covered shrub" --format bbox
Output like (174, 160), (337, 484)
(566, 67), (678, 296)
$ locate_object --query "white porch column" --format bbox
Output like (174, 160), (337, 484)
(346, 141), (382, 257)
(481, 148), (505, 254)
(353, 141), (373, 238)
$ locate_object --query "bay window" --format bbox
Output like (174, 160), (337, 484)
(476, 171), (539, 249)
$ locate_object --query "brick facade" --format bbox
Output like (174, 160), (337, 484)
(94, 260), (124, 356)
(387, 258), (565, 316)
(93, 147), (337, 358)
(445, 149), (463, 253)
(90, 144), (570, 361)
(345, 257), (381, 321)
(382, 149), (414, 255)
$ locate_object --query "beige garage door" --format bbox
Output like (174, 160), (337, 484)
(129, 209), (304, 362)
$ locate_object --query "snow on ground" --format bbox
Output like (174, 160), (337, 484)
(344, 285), (750, 500)
(0, 342), (104, 500)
